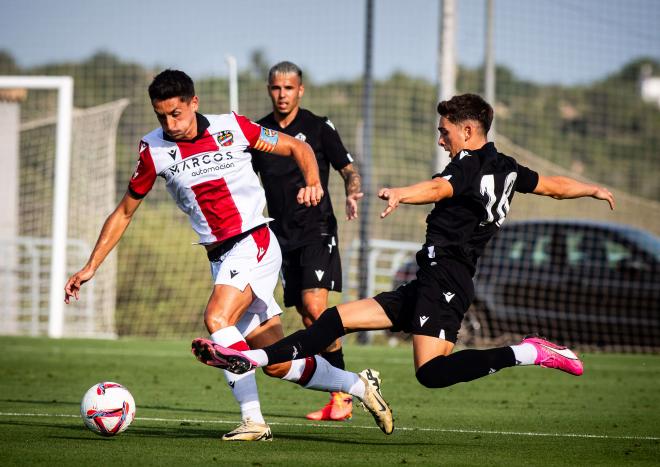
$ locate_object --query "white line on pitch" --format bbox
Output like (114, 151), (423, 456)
(0, 412), (658, 441)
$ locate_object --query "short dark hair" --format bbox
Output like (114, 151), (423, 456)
(148, 69), (195, 102)
(268, 61), (303, 84)
(437, 93), (493, 134)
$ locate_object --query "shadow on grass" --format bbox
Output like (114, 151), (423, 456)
(1, 418), (434, 446)
(0, 419), (220, 441)
(273, 432), (429, 446)
(0, 398), (236, 417)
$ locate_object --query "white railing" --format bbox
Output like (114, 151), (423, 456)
(343, 238), (419, 300)
(0, 237), (93, 337)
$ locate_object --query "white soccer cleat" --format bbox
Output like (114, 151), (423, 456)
(357, 369), (394, 435)
(221, 418), (273, 442)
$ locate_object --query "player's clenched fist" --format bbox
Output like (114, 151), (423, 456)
(297, 183), (324, 207)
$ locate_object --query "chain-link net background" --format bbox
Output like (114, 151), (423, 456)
(0, 0), (658, 350)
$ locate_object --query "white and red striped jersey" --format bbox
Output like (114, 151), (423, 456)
(129, 112), (279, 244)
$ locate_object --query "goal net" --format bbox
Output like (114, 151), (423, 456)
(0, 82), (127, 338)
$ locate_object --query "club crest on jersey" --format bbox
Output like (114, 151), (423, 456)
(295, 132), (307, 142)
(217, 130), (234, 147)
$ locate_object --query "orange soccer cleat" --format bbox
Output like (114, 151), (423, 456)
(305, 392), (353, 421)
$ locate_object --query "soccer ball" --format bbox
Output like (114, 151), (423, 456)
(80, 382), (136, 437)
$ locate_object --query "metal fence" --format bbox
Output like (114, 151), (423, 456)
(0, 1), (658, 347)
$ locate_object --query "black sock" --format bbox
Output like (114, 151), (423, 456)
(321, 348), (345, 370)
(263, 307), (345, 364)
(415, 347), (516, 388)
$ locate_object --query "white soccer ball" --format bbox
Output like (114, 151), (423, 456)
(80, 382), (136, 437)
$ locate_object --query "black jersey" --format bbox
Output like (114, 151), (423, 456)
(427, 142), (539, 274)
(251, 109), (353, 251)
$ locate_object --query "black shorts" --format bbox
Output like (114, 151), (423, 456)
(281, 234), (342, 307)
(373, 248), (475, 343)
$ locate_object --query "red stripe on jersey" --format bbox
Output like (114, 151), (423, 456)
(233, 112), (260, 146)
(251, 226), (270, 262)
(191, 178), (243, 242)
(128, 141), (157, 197)
(177, 130), (218, 159)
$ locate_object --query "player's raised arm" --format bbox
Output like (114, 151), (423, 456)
(532, 175), (615, 210)
(64, 193), (143, 303)
(378, 177), (454, 218)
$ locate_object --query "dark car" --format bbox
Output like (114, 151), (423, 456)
(393, 220), (660, 348)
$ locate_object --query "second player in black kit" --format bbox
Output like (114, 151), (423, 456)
(251, 61), (362, 422)
(207, 93), (615, 435)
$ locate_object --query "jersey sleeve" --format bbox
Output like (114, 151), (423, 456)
(320, 117), (354, 170)
(432, 150), (480, 196)
(234, 112), (279, 153)
(127, 140), (157, 199)
(514, 163), (539, 193)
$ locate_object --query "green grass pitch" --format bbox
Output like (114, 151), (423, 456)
(0, 336), (658, 466)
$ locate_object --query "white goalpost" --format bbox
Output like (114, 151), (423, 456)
(0, 76), (128, 339)
(0, 76), (73, 338)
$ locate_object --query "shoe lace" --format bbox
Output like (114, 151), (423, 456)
(332, 392), (352, 405)
(237, 418), (261, 430)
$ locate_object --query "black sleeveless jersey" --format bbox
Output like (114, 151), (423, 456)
(251, 109), (353, 252)
(426, 142), (539, 274)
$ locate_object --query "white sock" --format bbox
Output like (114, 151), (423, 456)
(303, 356), (365, 399)
(510, 343), (538, 365)
(281, 358), (307, 382)
(222, 370), (264, 423)
(211, 327), (265, 424)
(243, 349), (269, 367)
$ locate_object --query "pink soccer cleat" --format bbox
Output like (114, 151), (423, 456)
(522, 335), (584, 376)
(191, 338), (258, 374)
(306, 392), (353, 421)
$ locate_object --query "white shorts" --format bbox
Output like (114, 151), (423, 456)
(209, 226), (283, 337)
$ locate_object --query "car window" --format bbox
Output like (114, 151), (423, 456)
(604, 240), (633, 267)
(494, 225), (554, 267)
(565, 229), (642, 269)
(507, 239), (525, 261)
(531, 235), (552, 266)
(566, 230), (607, 267)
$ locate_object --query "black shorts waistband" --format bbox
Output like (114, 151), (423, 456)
(207, 224), (267, 262)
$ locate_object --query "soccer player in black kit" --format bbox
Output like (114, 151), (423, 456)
(199, 93), (615, 434)
(251, 61), (363, 421)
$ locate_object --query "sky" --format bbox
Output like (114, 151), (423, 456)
(1, 0), (659, 85)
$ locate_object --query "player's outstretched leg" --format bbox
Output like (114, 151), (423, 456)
(221, 418), (273, 442)
(519, 335), (584, 376)
(357, 369), (394, 435)
(192, 337), (258, 374)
